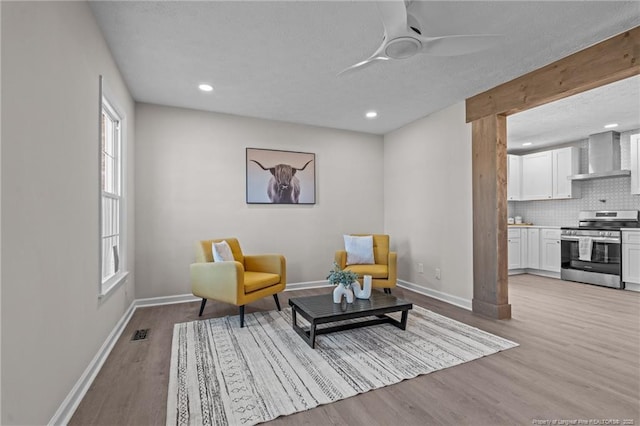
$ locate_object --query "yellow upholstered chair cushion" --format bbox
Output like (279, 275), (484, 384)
(244, 271), (281, 293)
(343, 264), (388, 279)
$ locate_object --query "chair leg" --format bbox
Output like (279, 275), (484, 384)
(273, 294), (282, 311)
(384, 288), (391, 295)
(239, 305), (245, 328)
(199, 298), (207, 316)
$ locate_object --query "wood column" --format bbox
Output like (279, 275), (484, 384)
(471, 114), (511, 319)
(466, 27), (639, 320)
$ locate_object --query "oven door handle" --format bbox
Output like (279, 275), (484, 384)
(560, 236), (620, 243)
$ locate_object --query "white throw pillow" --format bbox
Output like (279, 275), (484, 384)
(212, 241), (234, 262)
(344, 235), (374, 265)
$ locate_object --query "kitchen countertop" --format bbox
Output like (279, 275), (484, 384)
(508, 225), (561, 229)
(507, 226), (640, 230)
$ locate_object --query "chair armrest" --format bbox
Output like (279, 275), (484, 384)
(190, 261), (244, 305)
(388, 252), (397, 284)
(244, 255), (286, 283)
(335, 250), (347, 269)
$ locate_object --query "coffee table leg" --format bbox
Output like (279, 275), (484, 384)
(291, 307), (316, 348)
(399, 309), (409, 330)
(309, 322), (317, 349)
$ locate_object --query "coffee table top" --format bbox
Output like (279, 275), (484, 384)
(288, 290), (412, 321)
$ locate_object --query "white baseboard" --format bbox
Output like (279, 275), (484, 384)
(49, 300), (136, 426)
(285, 280), (331, 291)
(397, 280), (472, 311)
(509, 269), (560, 279)
(523, 269), (561, 279)
(135, 293), (200, 307)
(624, 282), (640, 292)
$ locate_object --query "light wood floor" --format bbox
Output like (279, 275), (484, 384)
(70, 275), (640, 425)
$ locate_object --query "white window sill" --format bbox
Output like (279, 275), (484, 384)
(99, 270), (129, 301)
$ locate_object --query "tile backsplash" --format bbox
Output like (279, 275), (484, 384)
(508, 129), (640, 226)
(511, 177), (638, 226)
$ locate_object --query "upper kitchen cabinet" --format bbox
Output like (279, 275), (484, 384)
(632, 134), (640, 195)
(521, 151), (552, 200)
(552, 147), (581, 199)
(511, 147), (581, 201)
(507, 154), (522, 201)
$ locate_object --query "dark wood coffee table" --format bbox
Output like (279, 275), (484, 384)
(288, 290), (413, 348)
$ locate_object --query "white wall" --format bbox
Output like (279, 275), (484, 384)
(1, 2), (135, 424)
(135, 104), (384, 298)
(384, 102), (474, 305)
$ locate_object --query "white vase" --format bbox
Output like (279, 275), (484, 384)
(333, 285), (354, 303)
(345, 287), (354, 303)
(351, 275), (372, 299)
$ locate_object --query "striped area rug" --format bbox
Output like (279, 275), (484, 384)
(167, 305), (517, 425)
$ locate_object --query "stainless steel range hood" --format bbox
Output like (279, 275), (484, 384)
(569, 131), (631, 181)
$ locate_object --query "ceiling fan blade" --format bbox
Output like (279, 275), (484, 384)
(338, 56), (389, 76)
(376, 0), (409, 38)
(338, 41), (389, 76)
(418, 34), (503, 56)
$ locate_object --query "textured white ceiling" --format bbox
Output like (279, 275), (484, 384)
(89, 1), (640, 139)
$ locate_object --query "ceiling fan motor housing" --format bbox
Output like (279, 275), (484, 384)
(385, 37), (421, 59)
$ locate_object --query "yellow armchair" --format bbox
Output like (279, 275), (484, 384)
(335, 234), (397, 293)
(190, 238), (286, 327)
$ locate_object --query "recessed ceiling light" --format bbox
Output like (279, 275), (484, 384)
(522, 142), (532, 146)
(198, 83), (214, 92)
(365, 111), (378, 119)
(604, 123), (618, 129)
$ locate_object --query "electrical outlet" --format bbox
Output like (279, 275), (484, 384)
(417, 263), (424, 274)
(435, 268), (441, 280)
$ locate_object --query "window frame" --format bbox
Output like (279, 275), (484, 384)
(99, 76), (128, 298)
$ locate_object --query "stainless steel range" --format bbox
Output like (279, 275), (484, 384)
(561, 210), (640, 289)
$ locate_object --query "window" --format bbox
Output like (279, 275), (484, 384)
(100, 82), (127, 296)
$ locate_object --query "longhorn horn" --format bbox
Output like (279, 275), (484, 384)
(250, 159), (271, 171)
(294, 160), (313, 171)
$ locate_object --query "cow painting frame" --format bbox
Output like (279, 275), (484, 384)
(246, 148), (316, 204)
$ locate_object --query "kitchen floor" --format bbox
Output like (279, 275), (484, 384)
(70, 274), (640, 425)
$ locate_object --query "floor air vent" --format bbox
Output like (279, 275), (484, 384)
(132, 329), (149, 341)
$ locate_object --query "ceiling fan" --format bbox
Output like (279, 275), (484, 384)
(339, 0), (503, 75)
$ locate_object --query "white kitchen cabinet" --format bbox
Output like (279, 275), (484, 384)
(507, 154), (522, 201)
(622, 230), (640, 285)
(516, 147), (581, 201)
(527, 228), (540, 269)
(541, 229), (561, 272)
(631, 134), (640, 195)
(520, 228), (528, 268)
(508, 226), (559, 274)
(508, 229), (522, 269)
(521, 151), (553, 200)
(552, 146), (581, 199)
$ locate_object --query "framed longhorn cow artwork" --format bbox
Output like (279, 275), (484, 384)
(246, 148), (316, 204)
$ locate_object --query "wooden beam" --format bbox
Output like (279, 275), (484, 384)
(466, 27), (640, 122)
(471, 114), (511, 319)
